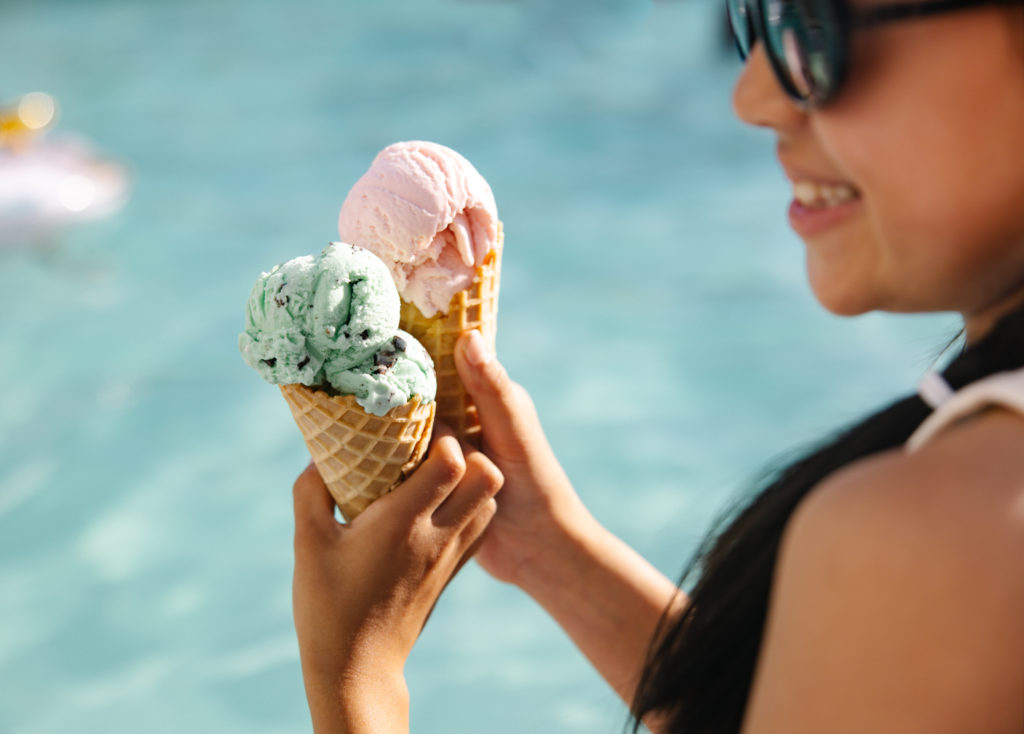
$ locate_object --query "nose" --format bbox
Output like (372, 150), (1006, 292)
(732, 44), (806, 131)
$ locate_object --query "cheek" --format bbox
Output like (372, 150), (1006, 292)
(821, 16), (1024, 218)
(885, 100), (1024, 303)
(811, 21), (1024, 308)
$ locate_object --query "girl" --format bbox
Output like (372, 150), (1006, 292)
(290, 3), (1024, 732)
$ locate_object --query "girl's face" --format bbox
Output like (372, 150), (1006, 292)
(733, 7), (1024, 339)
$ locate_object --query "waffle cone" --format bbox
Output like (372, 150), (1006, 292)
(279, 383), (435, 521)
(399, 225), (502, 447)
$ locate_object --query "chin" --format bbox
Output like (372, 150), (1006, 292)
(806, 275), (879, 318)
(816, 300), (874, 318)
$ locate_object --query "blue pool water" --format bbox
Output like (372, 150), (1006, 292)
(0, 1), (957, 732)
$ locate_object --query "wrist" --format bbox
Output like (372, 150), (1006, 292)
(304, 665), (410, 734)
(510, 496), (604, 598)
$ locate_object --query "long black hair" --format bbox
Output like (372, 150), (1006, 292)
(631, 305), (1024, 734)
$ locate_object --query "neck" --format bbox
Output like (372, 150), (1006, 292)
(963, 288), (1024, 345)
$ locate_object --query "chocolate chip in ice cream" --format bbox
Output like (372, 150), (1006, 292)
(374, 350), (398, 369)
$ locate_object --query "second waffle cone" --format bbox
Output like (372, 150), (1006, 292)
(398, 230), (502, 447)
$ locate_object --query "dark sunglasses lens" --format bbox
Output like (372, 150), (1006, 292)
(726, 0), (754, 59)
(763, 0), (842, 105)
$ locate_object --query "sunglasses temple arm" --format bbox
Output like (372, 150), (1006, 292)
(855, 0), (1019, 27)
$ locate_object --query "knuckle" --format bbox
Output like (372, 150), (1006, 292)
(489, 361), (512, 392)
(398, 522), (426, 555)
(482, 462), (505, 496)
(409, 524), (449, 573)
(463, 450), (488, 473)
(433, 437), (467, 482)
(466, 498), (498, 537)
(292, 463), (321, 500)
(389, 513), (433, 555)
(465, 453), (504, 493)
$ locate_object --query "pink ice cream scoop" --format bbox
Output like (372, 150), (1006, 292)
(337, 141), (499, 318)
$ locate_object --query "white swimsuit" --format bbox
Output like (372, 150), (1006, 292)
(906, 368), (1024, 452)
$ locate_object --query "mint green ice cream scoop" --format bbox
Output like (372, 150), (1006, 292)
(325, 330), (435, 416)
(239, 242), (436, 416)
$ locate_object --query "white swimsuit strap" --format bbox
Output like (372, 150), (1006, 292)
(906, 368), (1024, 453)
(917, 370), (955, 409)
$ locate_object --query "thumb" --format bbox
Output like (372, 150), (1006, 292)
(454, 330), (535, 457)
(293, 462), (340, 544)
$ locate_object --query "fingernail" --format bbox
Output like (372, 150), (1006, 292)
(463, 330), (491, 367)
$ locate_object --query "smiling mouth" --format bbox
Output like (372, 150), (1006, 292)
(792, 180), (861, 209)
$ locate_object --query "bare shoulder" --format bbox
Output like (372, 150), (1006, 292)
(788, 405), (1024, 635)
(798, 405), (1024, 573)
(741, 408), (1024, 734)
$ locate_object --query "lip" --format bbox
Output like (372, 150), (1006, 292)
(788, 196), (862, 237)
(777, 155), (862, 237)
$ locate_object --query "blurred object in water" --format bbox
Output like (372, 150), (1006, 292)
(0, 91), (58, 152)
(0, 92), (130, 250)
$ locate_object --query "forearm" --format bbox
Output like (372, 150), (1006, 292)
(515, 506), (687, 706)
(451, 341), (686, 708)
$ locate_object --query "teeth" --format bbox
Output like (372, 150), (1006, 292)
(793, 180), (859, 209)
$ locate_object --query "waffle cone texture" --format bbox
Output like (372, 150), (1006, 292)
(399, 225), (502, 447)
(279, 384), (435, 521)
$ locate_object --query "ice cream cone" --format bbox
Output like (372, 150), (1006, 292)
(398, 225), (502, 447)
(279, 383), (435, 521)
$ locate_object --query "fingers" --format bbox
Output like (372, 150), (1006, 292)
(384, 423), (466, 517)
(327, 418), (500, 566)
(455, 331), (538, 454)
(430, 446), (501, 597)
(293, 461), (339, 543)
(432, 446), (503, 531)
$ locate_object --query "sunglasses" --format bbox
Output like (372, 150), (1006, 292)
(727, 0), (1021, 107)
